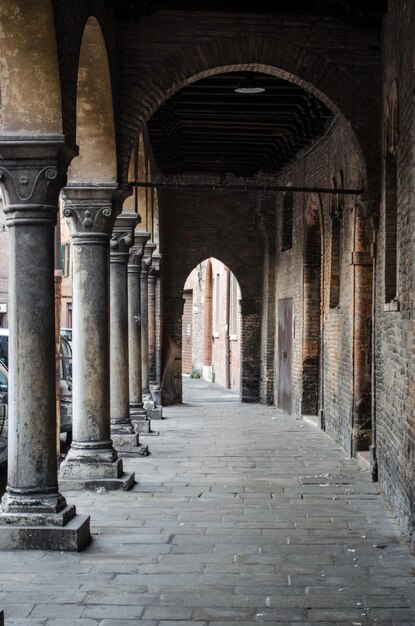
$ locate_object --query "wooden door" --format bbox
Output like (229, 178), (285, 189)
(278, 298), (293, 415)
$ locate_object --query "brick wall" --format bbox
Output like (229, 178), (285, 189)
(160, 189), (262, 404)
(274, 117), (367, 454)
(374, 0), (415, 541)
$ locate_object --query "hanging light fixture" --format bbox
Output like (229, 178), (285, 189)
(234, 74), (265, 94)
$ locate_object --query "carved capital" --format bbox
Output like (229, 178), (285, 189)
(149, 252), (162, 278)
(128, 231), (150, 267)
(0, 136), (75, 226)
(110, 212), (139, 257)
(62, 184), (118, 238)
(142, 241), (157, 272)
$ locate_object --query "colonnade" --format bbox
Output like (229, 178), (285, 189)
(0, 139), (162, 550)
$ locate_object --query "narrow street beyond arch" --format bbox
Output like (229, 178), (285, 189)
(1, 378), (414, 624)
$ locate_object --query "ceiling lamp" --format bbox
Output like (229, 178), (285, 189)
(234, 74), (265, 94)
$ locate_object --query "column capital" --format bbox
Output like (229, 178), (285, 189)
(142, 241), (157, 272)
(129, 231), (150, 268)
(62, 184), (118, 239)
(0, 135), (75, 226)
(149, 252), (162, 278)
(110, 213), (139, 260)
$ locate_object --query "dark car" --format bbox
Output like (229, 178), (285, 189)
(0, 334), (73, 465)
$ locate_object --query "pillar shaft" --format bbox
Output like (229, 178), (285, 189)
(128, 232), (150, 428)
(148, 271), (156, 387)
(110, 216), (136, 426)
(141, 242), (156, 403)
(0, 138), (90, 549)
(59, 186), (134, 490)
(110, 213), (148, 452)
(149, 253), (162, 406)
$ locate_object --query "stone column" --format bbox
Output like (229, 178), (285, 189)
(148, 253), (163, 418)
(141, 242), (156, 408)
(0, 138), (90, 550)
(109, 214), (148, 455)
(59, 185), (134, 491)
(128, 231), (151, 433)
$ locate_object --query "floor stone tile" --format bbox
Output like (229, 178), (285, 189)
(1, 379), (415, 624)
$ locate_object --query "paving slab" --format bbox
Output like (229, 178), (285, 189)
(1, 378), (415, 625)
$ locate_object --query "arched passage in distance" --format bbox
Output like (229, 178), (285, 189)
(181, 258), (242, 394)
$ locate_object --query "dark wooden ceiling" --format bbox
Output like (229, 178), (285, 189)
(146, 72), (334, 178)
(106, 0), (387, 26)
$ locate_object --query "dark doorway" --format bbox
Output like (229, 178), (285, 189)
(278, 298), (293, 415)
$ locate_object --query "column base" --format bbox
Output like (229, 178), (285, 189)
(59, 441), (135, 490)
(117, 444), (149, 458)
(112, 431), (139, 448)
(133, 417), (152, 433)
(147, 406), (163, 420)
(59, 473), (135, 492)
(0, 513), (91, 551)
(143, 398), (155, 410)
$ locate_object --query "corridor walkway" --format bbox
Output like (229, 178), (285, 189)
(1, 379), (415, 625)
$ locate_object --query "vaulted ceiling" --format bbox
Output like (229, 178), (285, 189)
(147, 72), (334, 178)
(107, 0), (387, 26)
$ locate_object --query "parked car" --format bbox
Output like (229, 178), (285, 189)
(0, 329), (8, 367)
(60, 328), (72, 346)
(60, 336), (73, 439)
(0, 333), (72, 465)
(0, 362), (8, 468)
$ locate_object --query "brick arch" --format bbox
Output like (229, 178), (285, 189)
(120, 34), (371, 182)
(68, 15), (117, 184)
(52, 0), (118, 151)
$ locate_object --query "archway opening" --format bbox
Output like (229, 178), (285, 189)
(182, 258), (242, 396)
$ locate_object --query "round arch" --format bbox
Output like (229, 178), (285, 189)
(0, 0), (62, 134)
(68, 16), (117, 184)
(181, 258), (243, 392)
(120, 35), (373, 185)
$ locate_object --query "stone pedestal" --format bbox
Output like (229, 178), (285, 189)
(59, 185), (134, 491)
(128, 232), (152, 433)
(109, 214), (148, 457)
(0, 138), (90, 550)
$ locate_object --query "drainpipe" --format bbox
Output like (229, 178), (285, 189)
(225, 266), (231, 390)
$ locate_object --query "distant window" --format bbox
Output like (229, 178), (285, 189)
(282, 190), (293, 251)
(230, 275), (238, 336)
(329, 188), (342, 308)
(329, 214), (341, 307)
(214, 273), (220, 334)
(61, 243), (71, 277)
(384, 83), (398, 303)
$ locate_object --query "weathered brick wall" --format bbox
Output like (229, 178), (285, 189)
(160, 189), (262, 404)
(183, 265), (204, 374)
(375, 0), (415, 541)
(274, 117), (366, 455)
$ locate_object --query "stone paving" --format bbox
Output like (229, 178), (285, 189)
(1, 378), (415, 625)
